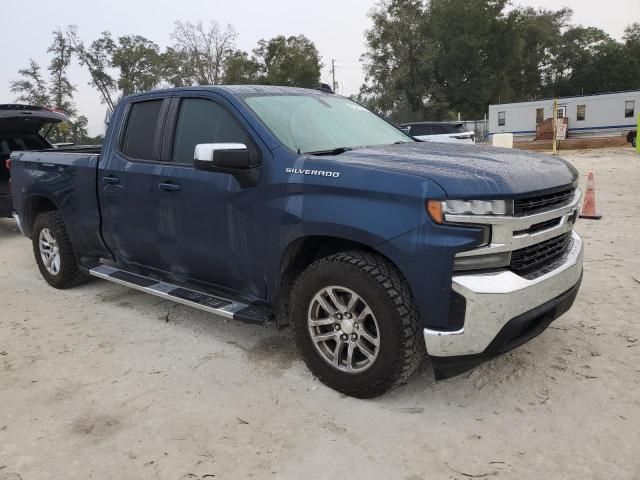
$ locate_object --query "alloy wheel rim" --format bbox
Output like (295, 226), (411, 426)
(307, 286), (380, 373)
(39, 228), (61, 275)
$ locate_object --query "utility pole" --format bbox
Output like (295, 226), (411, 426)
(331, 59), (337, 93)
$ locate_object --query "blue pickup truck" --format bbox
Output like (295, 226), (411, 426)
(9, 85), (584, 398)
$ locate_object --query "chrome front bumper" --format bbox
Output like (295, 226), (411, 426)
(424, 231), (584, 357)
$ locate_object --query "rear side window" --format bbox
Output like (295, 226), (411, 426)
(121, 100), (163, 159)
(172, 98), (253, 163)
(410, 125), (432, 136)
(431, 125), (448, 134)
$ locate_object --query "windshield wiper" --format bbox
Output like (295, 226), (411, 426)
(304, 147), (354, 156)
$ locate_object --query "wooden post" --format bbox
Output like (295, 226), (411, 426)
(637, 112), (640, 154)
(552, 99), (558, 155)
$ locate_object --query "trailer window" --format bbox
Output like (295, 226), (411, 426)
(625, 101), (635, 119)
(498, 111), (506, 126)
(536, 108), (544, 124)
(577, 105), (586, 122)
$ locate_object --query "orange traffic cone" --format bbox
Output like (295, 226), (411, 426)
(579, 172), (602, 220)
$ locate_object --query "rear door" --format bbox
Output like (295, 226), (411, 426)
(99, 97), (171, 271)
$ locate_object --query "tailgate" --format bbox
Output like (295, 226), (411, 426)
(0, 104), (69, 135)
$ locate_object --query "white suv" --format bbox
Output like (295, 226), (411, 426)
(400, 122), (475, 144)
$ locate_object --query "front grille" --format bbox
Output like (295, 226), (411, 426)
(514, 188), (574, 215)
(510, 233), (572, 274)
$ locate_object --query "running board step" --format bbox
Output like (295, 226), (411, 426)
(89, 265), (270, 324)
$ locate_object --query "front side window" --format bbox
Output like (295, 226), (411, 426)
(498, 111), (506, 126)
(121, 99), (163, 159)
(536, 108), (544, 124)
(625, 100), (635, 118)
(243, 94), (412, 154)
(577, 105), (586, 121)
(172, 98), (253, 163)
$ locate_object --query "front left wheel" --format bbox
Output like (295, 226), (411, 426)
(290, 251), (425, 398)
(32, 211), (89, 289)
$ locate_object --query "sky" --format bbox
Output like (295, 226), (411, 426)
(1, 0), (638, 136)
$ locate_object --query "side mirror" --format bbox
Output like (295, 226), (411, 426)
(193, 143), (251, 171)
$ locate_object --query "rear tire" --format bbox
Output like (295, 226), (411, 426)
(633, 134), (637, 148)
(290, 251), (425, 398)
(32, 211), (89, 289)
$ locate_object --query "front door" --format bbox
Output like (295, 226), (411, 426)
(99, 97), (169, 271)
(152, 96), (267, 298)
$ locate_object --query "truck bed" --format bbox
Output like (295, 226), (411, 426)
(9, 148), (107, 260)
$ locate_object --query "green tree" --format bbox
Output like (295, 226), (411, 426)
(48, 28), (76, 115)
(160, 47), (198, 87)
(359, 1), (640, 121)
(67, 27), (166, 108)
(9, 60), (50, 106)
(252, 35), (322, 87)
(503, 7), (572, 102)
(427, 0), (516, 118)
(47, 28), (78, 143)
(222, 50), (262, 84)
(112, 35), (163, 95)
(359, 0), (433, 121)
(66, 26), (118, 111)
(547, 26), (613, 96)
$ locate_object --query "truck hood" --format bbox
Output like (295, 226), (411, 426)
(335, 142), (578, 198)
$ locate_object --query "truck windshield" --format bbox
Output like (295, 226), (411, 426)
(243, 94), (413, 154)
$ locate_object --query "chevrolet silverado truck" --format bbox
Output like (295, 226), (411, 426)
(9, 86), (584, 398)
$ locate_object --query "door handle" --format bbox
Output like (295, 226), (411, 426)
(102, 175), (120, 185)
(158, 182), (181, 192)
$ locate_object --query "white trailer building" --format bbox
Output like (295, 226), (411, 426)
(488, 89), (639, 140)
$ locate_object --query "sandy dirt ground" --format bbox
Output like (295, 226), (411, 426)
(1, 147), (639, 480)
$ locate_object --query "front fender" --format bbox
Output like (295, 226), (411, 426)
(264, 151), (449, 301)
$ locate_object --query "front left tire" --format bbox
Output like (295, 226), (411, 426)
(290, 251), (425, 398)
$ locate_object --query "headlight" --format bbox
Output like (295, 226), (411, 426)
(444, 199), (507, 216)
(427, 199), (508, 223)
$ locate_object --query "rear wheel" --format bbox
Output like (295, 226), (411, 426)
(32, 211), (89, 289)
(290, 251), (425, 398)
(633, 134), (637, 148)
